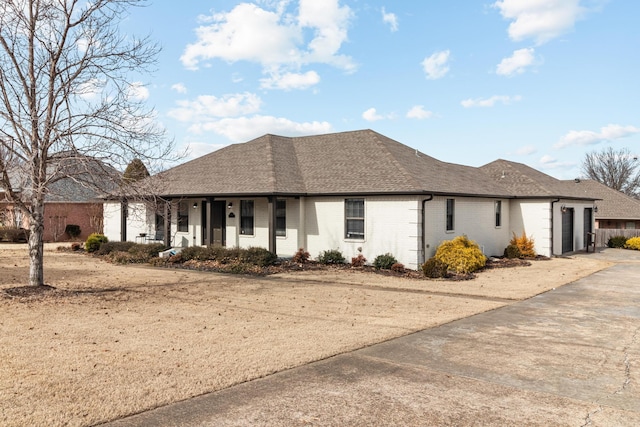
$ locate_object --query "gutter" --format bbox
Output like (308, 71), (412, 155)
(421, 195), (434, 265)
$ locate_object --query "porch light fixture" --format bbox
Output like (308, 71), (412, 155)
(193, 202), (197, 209)
(227, 202), (233, 209)
(561, 204), (567, 213)
(594, 205), (598, 213)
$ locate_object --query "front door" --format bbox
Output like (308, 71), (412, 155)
(583, 208), (593, 249)
(562, 208), (574, 253)
(211, 201), (226, 246)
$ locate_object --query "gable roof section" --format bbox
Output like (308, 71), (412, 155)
(480, 159), (597, 200)
(156, 130), (514, 198)
(567, 179), (640, 220)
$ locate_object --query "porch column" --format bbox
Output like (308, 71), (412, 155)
(268, 196), (276, 254)
(120, 200), (128, 242)
(163, 200), (171, 247)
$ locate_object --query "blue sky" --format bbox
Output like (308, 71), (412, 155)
(122, 0), (639, 179)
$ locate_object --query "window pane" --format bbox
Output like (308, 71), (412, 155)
(446, 199), (454, 231)
(495, 200), (502, 227)
(241, 200), (254, 235)
(177, 201), (189, 232)
(345, 199), (365, 239)
(276, 200), (286, 236)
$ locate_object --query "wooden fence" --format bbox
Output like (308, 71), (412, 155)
(595, 229), (640, 247)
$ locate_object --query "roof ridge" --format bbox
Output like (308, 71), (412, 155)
(264, 135), (277, 191)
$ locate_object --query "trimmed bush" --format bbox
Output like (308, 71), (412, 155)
(422, 257), (447, 278)
(0, 227), (30, 242)
(65, 224), (81, 239)
(503, 244), (522, 259)
(509, 231), (536, 258)
(241, 247), (277, 267)
(373, 253), (398, 270)
(318, 249), (345, 265)
(180, 246), (213, 261)
(95, 241), (135, 255)
(85, 233), (108, 252)
(351, 254), (367, 267)
(390, 262), (405, 273)
(625, 237), (640, 251)
(435, 235), (486, 275)
(128, 243), (167, 260)
(608, 235), (627, 248)
(292, 248), (310, 263)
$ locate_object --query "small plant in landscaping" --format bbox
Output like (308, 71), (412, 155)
(85, 233), (108, 252)
(421, 257), (447, 278)
(435, 235), (486, 275)
(292, 248), (310, 264)
(390, 262), (405, 273)
(624, 237), (640, 251)
(509, 231), (536, 258)
(503, 244), (522, 259)
(95, 241), (135, 256)
(241, 247), (277, 267)
(317, 249), (345, 265)
(608, 235), (627, 248)
(351, 253), (367, 267)
(373, 253), (398, 270)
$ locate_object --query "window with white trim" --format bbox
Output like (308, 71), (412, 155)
(177, 201), (189, 232)
(495, 200), (502, 227)
(275, 199), (286, 237)
(240, 200), (254, 235)
(446, 198), (455, 231)
(345, 198), (365, 239)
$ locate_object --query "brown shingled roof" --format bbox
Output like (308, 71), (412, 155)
(566, 179), (640, 220)
(155, 130), (514, 198)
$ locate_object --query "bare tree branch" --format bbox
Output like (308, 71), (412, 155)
(581, 146), (640, 198)
(0, 0), (176, 286)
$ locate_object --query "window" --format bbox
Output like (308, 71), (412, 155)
(240, 200), (254, 235)
(446, 198), (455, 231)
(495, 200), (502, 227)
(345, 198), (364, 239)
(275, 199), (286, 237)
(177, 201), (189, 232)
(626, 221), (636, 230)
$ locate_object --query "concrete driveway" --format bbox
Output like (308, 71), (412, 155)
(103, 249), (640, 426)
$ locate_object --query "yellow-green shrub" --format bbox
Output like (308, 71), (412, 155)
(625, 237), (640, 251)
(510, 231), (536, 258)
(434, 235), (486, 275)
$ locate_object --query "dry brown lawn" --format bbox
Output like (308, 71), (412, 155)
(0, 244), (611, 427)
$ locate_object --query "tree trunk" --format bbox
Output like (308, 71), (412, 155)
(28, 201), (45, 286)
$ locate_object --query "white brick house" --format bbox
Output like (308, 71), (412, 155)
(103, 130), (597, 269)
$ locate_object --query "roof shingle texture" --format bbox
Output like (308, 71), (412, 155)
(566, 179), (640, 220)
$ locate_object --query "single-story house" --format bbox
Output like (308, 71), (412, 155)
(566, 179), (640, 230)
(103, 130), (597, 269)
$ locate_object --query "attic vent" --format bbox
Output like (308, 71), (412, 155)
(574, 178), (581, 183)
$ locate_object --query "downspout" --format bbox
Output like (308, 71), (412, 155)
(550, 198), (560, 257)
(421, 195), (434, 265)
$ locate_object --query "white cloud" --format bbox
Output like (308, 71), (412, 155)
(555, 124), (640, 148)
(260, 70), (320, 90)
(496, 48), (536, 76)
(171, 83), (187, 94)
(515, 145), (537, 155)
(127, 82), (149, 101)
(192, 115), (333, 142)
(421, 50), (450, 80)
(362, 107), (397, 122)
(406, 105), (433, 120)
(183, 142), (227, 160)
(493, 0), (585, 45)
(75, 79), (103, 100)
(538, 154), (575, 170)
(382, 8), (398, 32)
(180, 1), (355, 78)
(168, 92), (262, 122)
(461, 95), (522, 108)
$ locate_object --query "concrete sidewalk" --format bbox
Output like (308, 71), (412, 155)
(103, 249), (640, 426)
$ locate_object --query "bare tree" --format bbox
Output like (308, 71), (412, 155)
(582, 147), (640, 198)
(0, 0), (174, 286)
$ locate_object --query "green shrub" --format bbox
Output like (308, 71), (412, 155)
(503, 244), (522, 259)
(435, 235), (486, 275)
(128, 243), (167, 261)
(318, 249), (345, 265)
(373, 253), (398, 270)
(95, 241), (136, 255)
(608, 235), (627, 248)
(178, 246), (211, 261)
(510, 231), (536, 258)
(241, 247), (277, 267)
(292, 248), (310, 263)
(422, 257), (447, 278)
(624, 237), (640, 251)
(65, 224), (81, 239)
(85, 233), (108, 252)
(351, 254), (367, 267)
